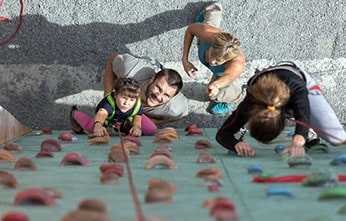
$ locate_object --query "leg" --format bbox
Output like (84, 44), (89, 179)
(73, 110), (95, 134)
(208, 75), (242, 114)
(301, 67), (346, 145)
(309, 93), (346, 145)
(203, 1), (223, 28)
(196, 1), (222, 47)
(141, 114), (157, 136)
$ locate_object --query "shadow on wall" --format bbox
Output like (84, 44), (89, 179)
(1, 1), (213, 67)
(0, 1), (216, 130)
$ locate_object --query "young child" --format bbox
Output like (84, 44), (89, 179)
(70, 77), (157, 137)
(216, 61), (346, 157)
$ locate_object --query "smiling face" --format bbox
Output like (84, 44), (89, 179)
(145, 76), (177, 107)
(115, 92), (138, 113)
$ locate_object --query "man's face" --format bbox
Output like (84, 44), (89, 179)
(145, 76), (177, 107)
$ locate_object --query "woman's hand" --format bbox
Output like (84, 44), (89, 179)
(182, 60), (198, 78)
(281, 134), (306, 156)
(206, 83), (220, 98)
(93, 122), (107, 137)
(129, 125), (142, 137)
(234, 141), (256, 157)
(282, 143), (305, 156)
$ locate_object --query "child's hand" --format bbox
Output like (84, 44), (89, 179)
(129, 125), (142, 137)
(93, 123), (107, 137)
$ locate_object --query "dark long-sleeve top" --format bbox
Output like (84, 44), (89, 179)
(216, 70), (310, 151)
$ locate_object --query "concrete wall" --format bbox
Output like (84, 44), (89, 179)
(1, 0), (345, 130)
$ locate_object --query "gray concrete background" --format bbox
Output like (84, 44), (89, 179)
(0, 0), (345, 130)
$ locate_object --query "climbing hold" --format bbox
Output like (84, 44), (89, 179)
(195, 167), (223, 179)
(0, 170), (19, 189)
(108, 148), (129, 163)
(194, 140), (212, 149)
(274, 145), (286, 154)
(14, 157), (37, 171)
(280, 152), (290, 161)
(42, 127), (52, 134)
(123, 135), (142, 146)
(145, 189), (173, 204)
(330, 153), (346, 166)
(1, 212), (30, 221)
(302, 169), (338, 187)
(318, 186), (346, 200)
(338, 205), (346, 214)
(258, 172), (274, 179)
(60, 152), (90, 166)
(307, 143), (329, 153)
(144, 155), (178, 170)
(287, 155), (312, 168)
(40, 139), (61, 152)
(3, 143), (22, 154)
(147, 178), (177, 193)
(58, 131), (73, 143)
(247, 164), (264, 175)
(111, 143), (139, 155)
(0, 149), (16, 162)
(99, 164), (124, 177)
(287, 131), (294, 137)
(14, 188), (57, 206)
(266, 186), (294, 199)
(78, 198), (108, 214)
(196, 151), (216, 163)
(35, 151), (54, 158)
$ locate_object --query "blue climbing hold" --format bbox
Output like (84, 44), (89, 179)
(274, 145), (286, 154)
(247, 164), (264, 174)
(266, 186), (294, 199)
(330, 153), (346, 166)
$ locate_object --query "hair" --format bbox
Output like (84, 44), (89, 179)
(155, 69), (183, 95)
(113, 77), (140, 99)
(247, 73), (291, 143)
(210, 32), (241, 61)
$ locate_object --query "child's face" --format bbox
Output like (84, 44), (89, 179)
(115, 93), (137, 113)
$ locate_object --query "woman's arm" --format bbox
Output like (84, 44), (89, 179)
(208, 50), (246, 91)
(104, 53), (119, 96)
(182, 23), (220, 77)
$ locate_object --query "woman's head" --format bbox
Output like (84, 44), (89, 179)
(114, 78), (140, 112)
(247, 73), (290, 143)
(209, 32), (241, 65)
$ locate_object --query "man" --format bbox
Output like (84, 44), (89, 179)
(104, 53), (189, 125)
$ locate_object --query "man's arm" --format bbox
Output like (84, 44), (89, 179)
(104, 53), (119, 96)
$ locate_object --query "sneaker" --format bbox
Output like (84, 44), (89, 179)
(234, 127), (247, 141)
(304, 128), (321, 149)
(70, 105), (83, 134)
(210, 102), (233, 115)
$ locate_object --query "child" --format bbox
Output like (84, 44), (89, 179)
(216, 61), (346, 157)
(70, 77), (157, 137)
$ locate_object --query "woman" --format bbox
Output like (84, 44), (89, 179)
(181, 1), (245, 115)
(216, 61), (346, 157)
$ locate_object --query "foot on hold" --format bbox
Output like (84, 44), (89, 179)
(210, 102), (233, 115)
(70, 105), (83, 134)
(304, 128), (321, 149)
